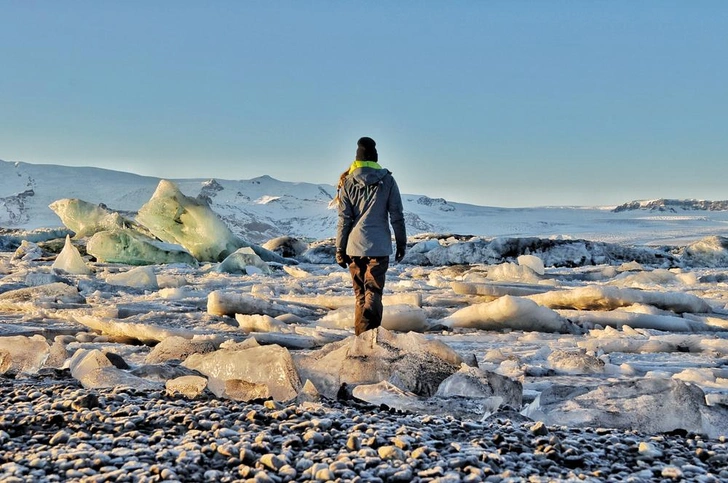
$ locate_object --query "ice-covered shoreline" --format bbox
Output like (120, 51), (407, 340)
(2, 379), (727, 483)
(4, 176), (728, 480)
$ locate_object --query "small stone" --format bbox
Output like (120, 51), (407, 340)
(638, 442), (663, 459)
(314, 468), (335, 481)
(49, 430), (70, 445)
(259, 454), (286, 471)
(662, 466), (683, 479)
(390, 466), (414, 482)
(303, 429), (325, 445)
(530, 421), (548, 436)
(411, 446), (430, 460)
(278, 465), (297, 480)
(295, 458), (313, 472)
(378, 445), (406, 461)
(263, 400), (284, 410)
(346, 435), (361, 451)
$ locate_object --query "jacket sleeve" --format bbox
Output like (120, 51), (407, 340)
(388, 178), (407, 249)
(336, 184), (354, 253)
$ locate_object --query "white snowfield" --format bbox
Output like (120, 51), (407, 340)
(3, 160), (728, 437)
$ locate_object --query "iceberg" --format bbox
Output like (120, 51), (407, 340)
(87, 229), (198, 266)
(52, 235), (92, 275)
(136, 180), (245, 262)
(49, 198), (129, 237)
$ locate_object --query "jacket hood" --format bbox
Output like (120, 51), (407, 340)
(350, 166), (389, 186)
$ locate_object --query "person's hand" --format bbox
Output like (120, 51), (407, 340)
(395, 245), (406, 263)
(335, 250), (351, 268)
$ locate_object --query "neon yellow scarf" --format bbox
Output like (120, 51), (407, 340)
(348, 161), (382, 174)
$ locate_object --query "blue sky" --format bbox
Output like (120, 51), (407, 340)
(1, 1), (726, 207)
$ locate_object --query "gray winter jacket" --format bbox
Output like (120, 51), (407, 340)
(336, 165), (406, 257)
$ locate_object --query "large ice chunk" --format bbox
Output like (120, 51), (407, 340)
(683, 236), (728, 267)
(49, 198), (128, 237)
(136, 180), (244, 262)
(318, 304), (429, 332)
(216, 247), (271, 275)
(166, 375), (208, 398)
(87, 229), (198, 266)
(182, 344), (301, 401)
(52, 235), (92, 275)
(279, 293), (422, 309)
(207, 291), (321, 319)
(517, 255), (545, 275)
(442, 295), (572, 333)
(527, 285), (712, 314)
(262, 236), (308, 258)
(72, 314), (196, 344)
(69, 348), (159, 390)
(451, 281), (551, 298)
(352, 379), (513, 420)
(146, 335), (221, 364)
(105, 266), (158, 290)
(487, 262), (542, 283)
(235, 314), (288, 334)
(0, 335), (50, 375)
(574, 310), (715, 332)
(435, 364), (522, 408)
(523, 378), (728, 438)
(12, 240), (43, 262)
(294, 327), (463, 399)
(0, 282), (85, 311)
(546, 349), (605, 374)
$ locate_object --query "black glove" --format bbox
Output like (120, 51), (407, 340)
(395, 245), (406, 263)
(335, 250), (351, 268)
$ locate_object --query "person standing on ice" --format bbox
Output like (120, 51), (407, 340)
(334, 136), (407, 336)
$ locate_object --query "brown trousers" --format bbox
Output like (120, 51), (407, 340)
(348, 256), (390, 336)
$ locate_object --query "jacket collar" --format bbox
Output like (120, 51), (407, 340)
(348, 160), (382, 174)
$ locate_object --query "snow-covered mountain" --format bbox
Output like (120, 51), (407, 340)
(4, 159), (728, 246)
(613, 199), (728, 213)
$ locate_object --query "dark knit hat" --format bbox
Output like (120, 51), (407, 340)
(355, 137), (378, 162)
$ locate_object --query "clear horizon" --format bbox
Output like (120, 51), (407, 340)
(1, 1), (726, 207)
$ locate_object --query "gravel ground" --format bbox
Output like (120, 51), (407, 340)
(1, 377), (728, 482)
